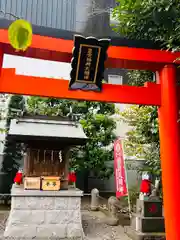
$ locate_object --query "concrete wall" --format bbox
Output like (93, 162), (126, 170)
(76, 0), (112, 36)
(87, 159), (143, 193)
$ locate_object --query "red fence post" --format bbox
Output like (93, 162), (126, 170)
(158, 64), (180, 240)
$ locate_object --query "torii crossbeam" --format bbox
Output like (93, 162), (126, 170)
(0, 18), (179, 240)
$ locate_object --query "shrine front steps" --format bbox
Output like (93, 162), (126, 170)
(4, 184), (84, 239)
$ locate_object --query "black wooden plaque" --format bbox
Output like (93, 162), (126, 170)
(69, 35), (110, 91)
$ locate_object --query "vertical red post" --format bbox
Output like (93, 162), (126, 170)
(158, 64), (180, 240)
(0, 46), (3, 74)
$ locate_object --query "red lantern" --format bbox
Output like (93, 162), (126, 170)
(140, 179), (151, 194)
(14, 170), (23, 185)
(68, 172), (76, 183)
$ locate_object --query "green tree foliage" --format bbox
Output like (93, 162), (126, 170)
(127, 71), (154, 87)
(124, 70), (160, 178)
(113, 0), (180, 51)
(1, 95), (25, 193)
(112, 0), (180, 179)
(26, 97), (116, 180)
(121, 70), (160, 178)
(120, 105), (160, 177)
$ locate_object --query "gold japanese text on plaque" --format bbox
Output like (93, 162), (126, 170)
(69, 35), (110, 91)
(84, 48), (92, 80)
(41, 176), (61, 191)
(75, 44), (101, 84)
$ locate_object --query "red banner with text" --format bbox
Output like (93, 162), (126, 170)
(114, 139), (128, 198)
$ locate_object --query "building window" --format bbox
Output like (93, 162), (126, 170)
(108, 75), (123, 85)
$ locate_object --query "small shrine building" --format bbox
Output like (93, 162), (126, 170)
(4, 115), (87, 239)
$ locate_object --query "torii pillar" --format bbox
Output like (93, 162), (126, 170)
(158, 64), (180, 239)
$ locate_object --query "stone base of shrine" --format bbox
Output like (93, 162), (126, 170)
(124, 226), (166, 240)
(4, 184), (84, 239)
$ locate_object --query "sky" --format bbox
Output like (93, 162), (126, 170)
(3, 54), (72, 80)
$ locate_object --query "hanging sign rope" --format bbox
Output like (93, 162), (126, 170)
(8, 19), (33, 52)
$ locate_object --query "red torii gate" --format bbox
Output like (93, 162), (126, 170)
(0, 28), (179, 240)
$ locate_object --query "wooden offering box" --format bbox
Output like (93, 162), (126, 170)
(24, 177), (41, 190)
(41, 176), (61, 191)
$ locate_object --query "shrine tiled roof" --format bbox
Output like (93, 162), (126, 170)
(8, 116), (87, 145)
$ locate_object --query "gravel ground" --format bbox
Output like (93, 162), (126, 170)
(0, 210), (131, 240)
(82, 210), (131, 240)
(0, 211), (9, 238)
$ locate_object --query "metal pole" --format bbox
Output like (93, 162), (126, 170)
(122, 140), (131, 218)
